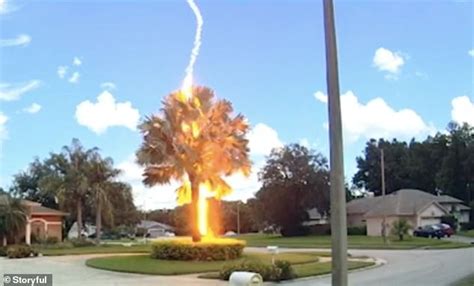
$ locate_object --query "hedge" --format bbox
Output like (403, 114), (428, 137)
(151, 239), (245, 261)
(219, 259), (295, 282)
(6, 245), (38, 259)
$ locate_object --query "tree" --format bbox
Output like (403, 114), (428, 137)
(40, 139), (97, 238)
(87, 154), (121, 244)
(0, 194), (27, 246)
(391, 218), (411, 241)
(137, 86), (251, 242)
(255, 144), (330, 236)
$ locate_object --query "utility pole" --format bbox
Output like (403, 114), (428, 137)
(323, 0), (348, 285)
(381, 148), (387, 244)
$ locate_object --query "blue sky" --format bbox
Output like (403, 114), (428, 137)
(1, 0), (473, 209)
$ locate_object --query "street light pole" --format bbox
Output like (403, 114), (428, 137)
(322, 0), (348, 285)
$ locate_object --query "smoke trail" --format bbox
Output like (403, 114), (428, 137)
(182, 0), (204, 94)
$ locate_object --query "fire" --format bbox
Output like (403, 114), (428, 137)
(198, 182), (214, 237)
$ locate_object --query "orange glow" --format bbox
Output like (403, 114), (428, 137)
(198, 182), (214, 238)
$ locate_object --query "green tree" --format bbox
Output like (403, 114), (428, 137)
(137, 86), (251, 242)
(391, 218), (411, 241)
(0, 194), (27, 246)
(255, 144), (330, 236)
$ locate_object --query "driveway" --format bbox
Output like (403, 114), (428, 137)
(0, 248), (473, 286)
(442, 235), (474, 244)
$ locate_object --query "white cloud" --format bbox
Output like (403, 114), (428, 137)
(314, 90), (433, 142)
(68, 72), (80, 84)
(373, 47), (405, 74)
(314, 91), (328, 103)
(75, 90), (140, 134)
(469, 49), (474, 57)
(0, 112), (8, 142)
(100, 82), (116, 90)
(0, 80), (41, 101)
(0, 34), (31, 47)
(57, 66), (68, 79)
(73, 57), (82, 66)
(23, 103), (41, 114)
(247, 123), (283, 156)
(451, 96), (474, 126)
(0, 0), (19, 15)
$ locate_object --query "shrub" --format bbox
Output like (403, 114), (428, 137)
(280, 226), (309, 237)
(460, 222), (474, 231)
(69, 238), (95, 247)
(150, 239), (245, 261)
(347, 226), (367, 235)
(391, 218), (412, 241)
(6, 245), (38, 259)
(0, 246), (7, 257)
(219, 259), (294, 281)
(46, 237), (59, 244)
(441, 215), (458, 230)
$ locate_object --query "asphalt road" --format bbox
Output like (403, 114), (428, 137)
(283, 247), (474, 286)
(0, 247), (472, 286)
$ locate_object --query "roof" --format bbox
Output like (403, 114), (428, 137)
(30, 205), (68, 216)
(136, 220), (174, 231)
(348, 189), (469, 218)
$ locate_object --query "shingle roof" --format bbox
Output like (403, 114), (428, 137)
(30, 205), (68, 216)
(348, 189), (469, 218)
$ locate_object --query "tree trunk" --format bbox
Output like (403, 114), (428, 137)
(190, 177), (201, 243)
(2, 235), (6, 246)
(77, 201), (83, 239)
(399, 234), (403, 241)
(95, 200), (102, 245)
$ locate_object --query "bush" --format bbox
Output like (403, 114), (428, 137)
(441, 215), (458, 230)
(347, 226), (367, 235)
(150, 239), (245, 261)
(0, 246), (6, 257)
(6, 245), (38, 259)
(460, 222), (474, 231)
(280, 226), (309, 237)
(69, 238), (95, 247)
(219, 259), (294, 282)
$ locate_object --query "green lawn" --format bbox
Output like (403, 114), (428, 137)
(39, 244), (151, 256)
(451, 273), (474, 286)
(238, 234), (471, 249)
(86, 252), (320, 275)
(458, 230), (474, 238)
(293, 261), (374, 278)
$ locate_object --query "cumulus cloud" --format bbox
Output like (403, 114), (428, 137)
(0, 112), (7, 141)
(0, 34), (31, 47)
(373, 47), (405, 75)
(73, 57), (82, 66)
(0, 0), (19, 15)
(68, 72), (80, 84)
(451, 96), (474, 126)
(469, 49), (474, 57)
(75, 90), (140, 134)
(247, 123), (283, 156)
(57, 66), (68, 79)
(23, 103), (41, 114)
(314, 90), (433, 142)
(100, 82), (116, 90)
(0, 80), (41, 101)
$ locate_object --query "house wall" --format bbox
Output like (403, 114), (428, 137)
(458, 211), (470, 223)
(347, 214), (365, 227)
(366, 215), (416, 236)
(417, 203), (446, 227)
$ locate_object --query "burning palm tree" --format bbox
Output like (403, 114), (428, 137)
(137, 86), (251, 242)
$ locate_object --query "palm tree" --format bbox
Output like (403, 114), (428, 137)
(40, 139), (97, 238)
(88, 154), (121, 244)
(137, 86), (251, 242)
(391, 218), (412, 241)
(0, 194), (27, 246)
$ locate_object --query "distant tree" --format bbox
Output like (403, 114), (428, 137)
(391, 218), (411, 241)
(137, 86), (251, 242)
(219, 200), (257, 234)
(108, 183), (139, 228)
(255, 144), (330, 236)
(0, 194), (27, 245)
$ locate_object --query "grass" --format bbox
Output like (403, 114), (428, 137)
(238, 234), (472, 249)
(86, 252), (320, 275)
(39, 244), (151, 256)
(457, 230), (474, 238)
(451, 273), (474, 286)
(293, 261), (374, 278)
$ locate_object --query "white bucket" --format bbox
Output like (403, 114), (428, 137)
(229, 271), (263, 286)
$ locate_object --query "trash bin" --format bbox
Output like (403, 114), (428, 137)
(229, 271), (263, 286)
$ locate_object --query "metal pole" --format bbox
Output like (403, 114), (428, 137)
(237, 202), (241, 235)
(381, 148), (387, 243)
(323, 0), (348, 285)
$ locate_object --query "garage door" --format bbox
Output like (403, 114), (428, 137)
(420, 218), (440, 227)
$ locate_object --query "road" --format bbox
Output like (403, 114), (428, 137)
(0, 247), (473, 286)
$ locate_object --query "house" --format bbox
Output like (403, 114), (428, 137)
(136, 220), (175, 238)
(67, 222), (96, 239)
(303, 208), (329, 226)
(347, 189), (470, 236)
(1, 199), (68, 245)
